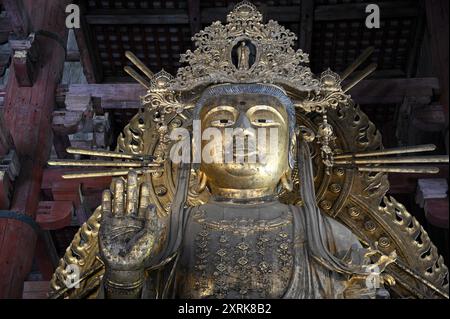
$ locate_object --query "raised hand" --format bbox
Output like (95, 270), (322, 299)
(99, 171), (166, 297)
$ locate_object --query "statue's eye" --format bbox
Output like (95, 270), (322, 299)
(210, 119), (235, 127)
(247, 105), (285, 127)
(252, 118), (277, 127)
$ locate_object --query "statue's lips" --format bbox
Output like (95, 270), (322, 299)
(229, 146), (258, 158)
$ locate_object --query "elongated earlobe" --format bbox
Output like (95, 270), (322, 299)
(196, 170), (208, 193)
(288, 127), (299, 169)
(281, 170), (293, 192)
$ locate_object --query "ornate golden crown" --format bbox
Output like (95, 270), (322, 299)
(170, 1), (319, 93)
(121, 1), (357, 170)
(123, 1), (350, 113)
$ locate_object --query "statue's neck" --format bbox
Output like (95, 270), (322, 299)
(209, 185), (278, 204)
(203, 195), (289, 221)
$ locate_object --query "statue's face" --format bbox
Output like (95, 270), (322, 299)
(199, 93), (289, 196)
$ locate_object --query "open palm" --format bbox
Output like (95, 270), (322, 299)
(99, 171), (165, 271)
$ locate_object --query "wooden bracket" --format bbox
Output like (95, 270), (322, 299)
(9, 33), (40, 87)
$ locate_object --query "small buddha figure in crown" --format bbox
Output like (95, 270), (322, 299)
(237, 41), (251, 70)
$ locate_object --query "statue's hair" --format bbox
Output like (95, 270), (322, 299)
(193, 83), (297, 168)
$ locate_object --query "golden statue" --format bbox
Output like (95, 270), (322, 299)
(237, 41), (251, 70)
(48, 2), (449, 299)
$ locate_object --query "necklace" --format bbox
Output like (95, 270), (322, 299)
(192, 207), (293, 235)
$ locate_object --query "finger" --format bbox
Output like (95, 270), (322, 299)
(138, 182), (151, 219)
(101, 189), (112, 216)
(125, 170), (138, 216)
(144, 204), (158, 229)
(113, 178), (125, 216)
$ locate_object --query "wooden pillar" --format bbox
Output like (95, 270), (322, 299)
(425, 0), (449, 120)
(0, 0), (70, 298)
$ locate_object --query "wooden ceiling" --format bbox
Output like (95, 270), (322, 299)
(75, 0), (425, 83)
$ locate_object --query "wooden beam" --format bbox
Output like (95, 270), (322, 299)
(57, 83), (146, 109)
(53, 78), (439, 109)
(347, 77), (440, 105)
(42, 167), (112, 205)
(36, 201), (73, 230)
(42, 168), (112, 190)
(42, 168), (111, 223)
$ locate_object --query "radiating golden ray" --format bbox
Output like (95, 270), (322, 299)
(125, 50), (154, 80)
(66, 147), (153, 161)
(124, 66), (151, 89)
(356, 166), (440, 174)
(390, 255), (449, 299)
(335, 144), (437, 159)
(342, 63), (377, 93)
(48, 160), (161, 168)
(335, 155), (449, 165)
(340, 47), (375, 81)
(62, 168), (163, 179)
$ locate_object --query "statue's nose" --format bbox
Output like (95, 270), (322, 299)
(234, 112), (254, 136)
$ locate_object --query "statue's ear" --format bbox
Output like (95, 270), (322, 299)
(288, 126), (300, 169)
(299, 125), (316, 143)
(281, 169), (294, 192)
(195, 170), (208, 193)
